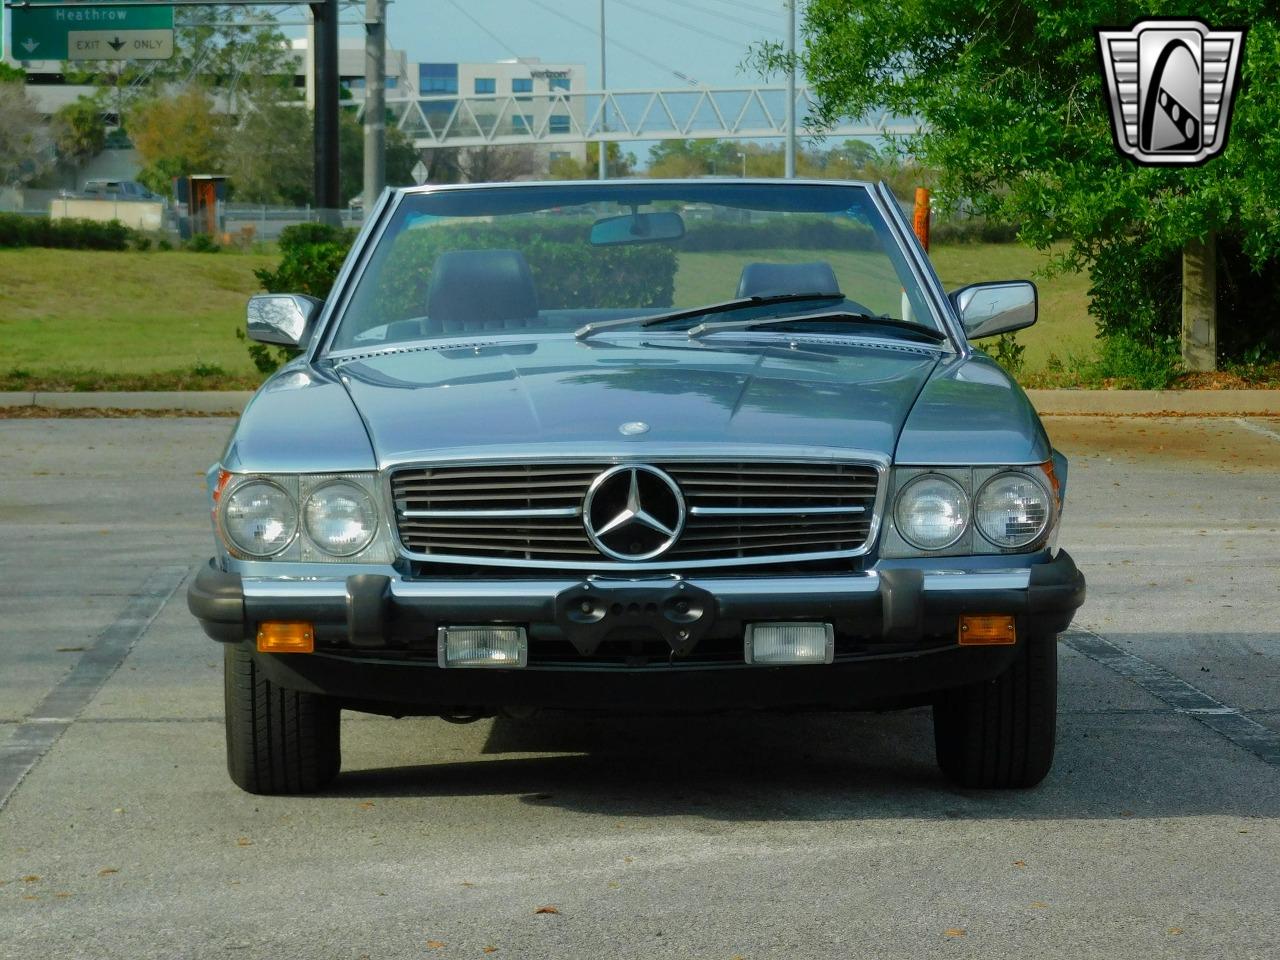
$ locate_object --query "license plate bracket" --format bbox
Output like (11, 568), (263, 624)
(552, 579), (717, 657)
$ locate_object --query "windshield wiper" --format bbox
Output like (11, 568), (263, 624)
(687, 310), (948, 343)
(573, 292), (847, 340)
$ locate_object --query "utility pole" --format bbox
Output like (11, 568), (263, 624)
(598, 0), (608, 180)
(784, 0), (796, 179)
(1181, 233), (1218, 372)
(311, 0), (341, 222)
(363, 0), (387, 207)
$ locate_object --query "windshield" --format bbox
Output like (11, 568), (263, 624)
(327, 182), (940, 353)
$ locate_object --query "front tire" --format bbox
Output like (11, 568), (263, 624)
(224, 645), (341, 795)
(932, 632), (1057, 789)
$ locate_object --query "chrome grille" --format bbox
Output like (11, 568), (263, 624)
(390, 459), (880, 566)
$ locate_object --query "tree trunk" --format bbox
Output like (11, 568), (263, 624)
(1181, 233), (1217, 372)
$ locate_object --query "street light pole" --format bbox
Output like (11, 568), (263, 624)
(363, 0), (387, 208)
(784, 0), (796, 179)
(311, 0), (341, 221)
(598, 0), (608, 180)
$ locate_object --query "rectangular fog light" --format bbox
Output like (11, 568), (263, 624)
(437, 626), (528, 669)
(744, 622), (834, 665)
(256, 621), (314, 654)
(958, 615), (1017, 645)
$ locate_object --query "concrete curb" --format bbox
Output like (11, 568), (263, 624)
(2, 389), (1278, 417)
(0, 391), (255, 414)
(1025, 389), (1280, 416)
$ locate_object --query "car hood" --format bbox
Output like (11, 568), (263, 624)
(332, 334), (940, 464)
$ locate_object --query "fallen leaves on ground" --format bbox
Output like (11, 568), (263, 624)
(944, 928), (967, 938)
(0, 406), (237, 420)
(426, 940), (446, 949)
(236, 837), (253, 846)
(21, 876), (39, 883)
(483, 948), (498, 954)
(97, 868), (118, 877)
(1012, 860), (1026, 868)
(358, 801), (375, 810)
(1169, 928), (1184, 935)
(534, 906), (560, 915)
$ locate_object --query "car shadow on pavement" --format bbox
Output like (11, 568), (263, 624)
(326, 703), (1280, 822)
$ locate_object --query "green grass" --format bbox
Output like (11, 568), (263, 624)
(678, 243), (1094, 374)
(0, 248), (274, 377)
(929, 243), (1095, 374)
(0, 242), (1094, 390)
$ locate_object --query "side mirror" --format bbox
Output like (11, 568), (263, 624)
(246, 294), (323, 347)
(950, 281), (1037, 340)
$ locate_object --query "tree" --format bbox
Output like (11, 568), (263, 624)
(456, 144), (539, 183)
(226, 101), (313, 205)
(127, 86), (230, 197)
(647, 139), (743, 177)
(51, 95), (107, 170)
(421, 147), (463, 184)
(0, 78), (51, 187)
(751, 1), (1280, 366)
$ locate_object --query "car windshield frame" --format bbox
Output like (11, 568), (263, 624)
(312, 180), (962, 361)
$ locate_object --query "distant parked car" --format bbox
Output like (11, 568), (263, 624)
(82, 179), (158, 201)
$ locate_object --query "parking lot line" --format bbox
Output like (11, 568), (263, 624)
(1063, 626), (1280, 766)
(0, 566), (187, 812)
(1232, 417), (1280, 443)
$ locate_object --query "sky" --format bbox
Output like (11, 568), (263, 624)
(379, 0), (791, 92)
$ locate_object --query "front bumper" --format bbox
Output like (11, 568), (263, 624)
(188, 551), (1085, 711)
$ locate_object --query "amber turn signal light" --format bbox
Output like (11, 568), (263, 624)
(256, 621), (315, 653)
(958, 615), (1016, 646)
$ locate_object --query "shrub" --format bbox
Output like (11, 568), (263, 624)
(1083, 333), (1182, 389)
(184, 232), (220, 253)
(986, 333), (1026, 376)
(277, 221), (357, 253)
(680, 216), (879, 252)
(246, 223), (359, 375)
(0, 213), (132, 250)
(930, 219), (1019, 245)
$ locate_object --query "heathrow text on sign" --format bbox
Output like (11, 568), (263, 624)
(9, 2), (174, 61)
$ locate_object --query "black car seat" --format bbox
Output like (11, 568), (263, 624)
(425, 249), (540, 333)
(736, 261), (840, 299)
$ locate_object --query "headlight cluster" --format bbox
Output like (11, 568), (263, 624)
(890, 466), (1056, 555)
(217, 473), (387, 562)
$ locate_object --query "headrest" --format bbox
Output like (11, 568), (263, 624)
(736, 261), (840, 299)
(426, 249), (539, 332)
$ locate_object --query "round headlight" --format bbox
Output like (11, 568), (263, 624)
(303, 482), (378, 557)
(222, 480), (297, 558)
(894, 474), (969, 551)
(975, 472), (1051, 548)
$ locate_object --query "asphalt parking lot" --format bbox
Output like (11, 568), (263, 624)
(2, 414), (1278, 960)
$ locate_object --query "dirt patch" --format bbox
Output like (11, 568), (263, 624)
(1045, 416), (1280, 469)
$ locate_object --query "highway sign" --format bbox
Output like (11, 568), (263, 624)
(10, 4), (174, 61)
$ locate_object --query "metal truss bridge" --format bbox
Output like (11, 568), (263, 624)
(369, 86), (917, 149)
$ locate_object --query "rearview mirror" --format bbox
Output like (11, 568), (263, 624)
(950, 281), (1037, 340)
(590, 211), (685, 246)
(246, 294), (323, 347)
